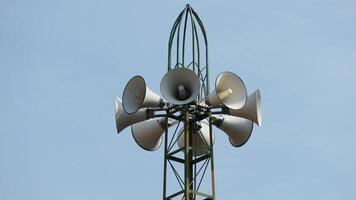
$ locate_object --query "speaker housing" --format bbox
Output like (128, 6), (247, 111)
(228, 89), (262, 126)
(115, 97), (149, 134)
(207, 71), (247, 110)
(177, 120), (214, 156)
(160, 68), (201, 105)
(213, 115), (253, 147)
(123, 75), (165, 114)
(131, 118), (176, 151)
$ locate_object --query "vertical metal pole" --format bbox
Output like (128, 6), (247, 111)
(193, 122), (197, 200)
(189, 120), (194, 199)
(163, 116), (169, 200)
(209, 112), (216, 200)
(184, 110), (192, 200)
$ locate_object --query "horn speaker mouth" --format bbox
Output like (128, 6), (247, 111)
(214, 71), (247, 110)
(122, 75), (146, 114)
(131, 119), (163, 151)
(160, 68), (200, 105)
(255, 90), (262, 126)
(228, 121), (253, 147)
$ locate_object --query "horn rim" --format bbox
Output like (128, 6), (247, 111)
(122, 75), (147, 114)
(255, 89), (262, 126)
(130, 122), (163, 151)
(115, 97), (127, 134)
(214, 71), (247, 110)
(228, 120), (254, 147)
(160, 67), (201, 105)
(115, 97), (123, 134)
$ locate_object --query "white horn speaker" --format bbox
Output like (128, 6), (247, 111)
(206, 72), (247, 110)
(160, 68), (201, 105)
(122, 75), (166, 114)
(213, 115), (253, 147)
(177, 120), (214, 156)
(131, 118), (176, 151)
(228, 89), (262, 126)
(115, 97), (149, 134)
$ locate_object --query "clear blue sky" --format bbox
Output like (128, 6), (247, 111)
(1, 0), (356, 199)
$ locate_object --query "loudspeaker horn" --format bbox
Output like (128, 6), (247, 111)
(115, 97), (150, 134)
(206, 71), (247, 110)
(177, 120), (214, 156)
(213, 115), (253, 147)
(131, 118), (176, 151)
(160, 68), (201, 105)
(228, 89), (262, 126)
(123, 75), (166, 114)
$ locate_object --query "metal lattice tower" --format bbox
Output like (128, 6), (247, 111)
(115, 4), (262, 200)
(163, 5), (215, 200)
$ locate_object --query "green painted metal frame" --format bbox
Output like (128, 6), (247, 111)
(168, 4), (210, 99)
(161, 104), (215, 200)
(162, 5), (215, 200)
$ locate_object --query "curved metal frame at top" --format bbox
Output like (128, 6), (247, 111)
(167, 4), (210, 100)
